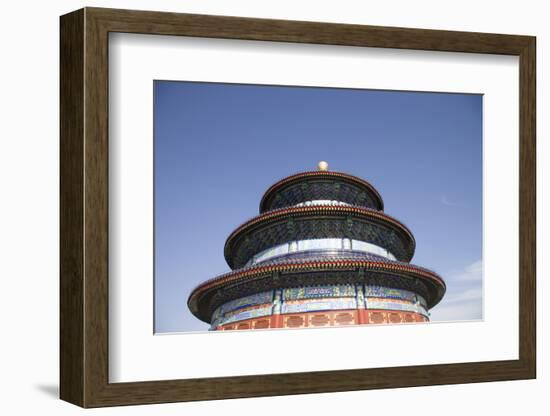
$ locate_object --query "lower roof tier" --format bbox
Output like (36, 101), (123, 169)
(224, 204), (416, 269)
(188, 251), (445, 323)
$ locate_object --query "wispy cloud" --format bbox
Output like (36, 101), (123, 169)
(429, 259), (483, 322)
(429, 300), (482, 322)
(443, 288), (482, 304)
(447, 259), (483, 282)
(440, 194), (456, 206)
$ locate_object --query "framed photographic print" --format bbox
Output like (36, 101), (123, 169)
(60, 7), (536, 408)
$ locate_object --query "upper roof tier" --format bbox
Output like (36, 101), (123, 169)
(259, 163), (384, 213)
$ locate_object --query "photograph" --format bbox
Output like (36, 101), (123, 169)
(54, 5), (537, 409)
(153, 81), (483, 333)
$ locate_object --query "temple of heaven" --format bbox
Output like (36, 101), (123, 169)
(188, 162), (446, 331)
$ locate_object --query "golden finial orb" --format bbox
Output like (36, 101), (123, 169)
(317, 161), (329, 171)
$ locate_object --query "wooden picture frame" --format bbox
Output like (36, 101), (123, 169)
(60, 7), (536, 408)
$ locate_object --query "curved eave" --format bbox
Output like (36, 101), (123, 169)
(187, 259), (445, 323)
(224, 204), (416, 268)
(259, 171), (384, 212)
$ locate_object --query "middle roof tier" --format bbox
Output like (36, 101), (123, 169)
(224, 204), (416, 269)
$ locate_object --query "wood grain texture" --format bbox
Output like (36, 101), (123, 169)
(518, 38), (536, 376)
(59, 8), (84, 406)
(59, 7), (537, 408)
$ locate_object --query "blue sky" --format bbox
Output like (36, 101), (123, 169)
(154, 81), (483, 333)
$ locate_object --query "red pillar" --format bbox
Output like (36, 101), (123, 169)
(357, 309), (368, 325)
(270, 313), (283, 328)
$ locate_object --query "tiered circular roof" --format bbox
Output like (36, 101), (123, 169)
(187, 163), (445, 324)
